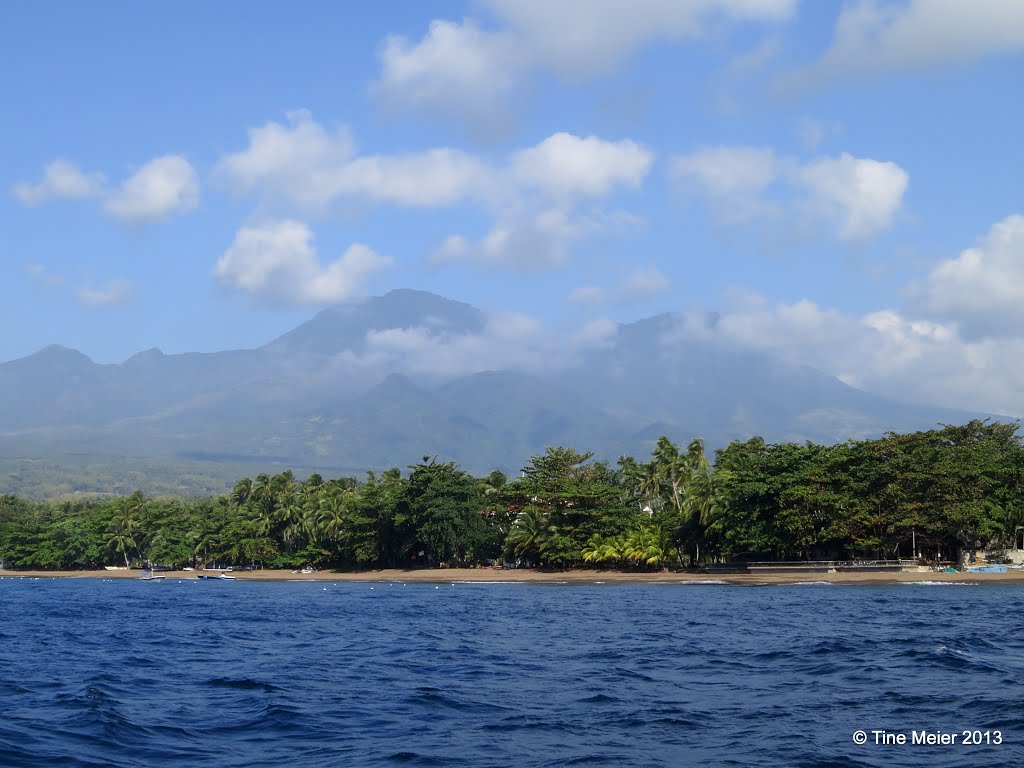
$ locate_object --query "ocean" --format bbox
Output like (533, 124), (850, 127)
(0, 578), (1021, 767)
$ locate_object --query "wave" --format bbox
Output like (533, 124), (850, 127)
(899, 581), (977, 586)
(0, 577), (1013, 768)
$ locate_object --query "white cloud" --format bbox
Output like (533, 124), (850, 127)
(567, 267), (669, 307)
(662, 291), (1021, 417)
(215, 110), (355, 212)
(218, 114), (646, 216)
(219, 114), (652, 272)
(573, 317), (620, 348)
(373, 1), (795, 130)
(338, 149), (487, 207)
(792, 0), (1024, 86)
(12, 160), (105, 205)
(620, 267), (670, 299)
(214, 220), (392, 307)
(670, 146), (907, 241)
(104, 155), (199, 223)
(373, 19), (524, 136)
(486, 0), (795, 78)
(364, 311), (565, 378)
(510, 133), (653, 200)
(430, 209), (579, 270)
(670, 146), (779, 222)
(910, 214), (1024, 339)
(216, 112), (487, 213)
(75, 279), (135, 309)
(795, 153), (908, 241)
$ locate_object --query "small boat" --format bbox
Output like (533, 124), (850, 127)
(139, 570), (166, 581)
(966, 565), (1008, 573)
(197, 572), (236, 580)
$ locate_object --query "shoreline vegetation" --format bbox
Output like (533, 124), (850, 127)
(3, 567), (1024, 585)
(2, 420), (1024, 575)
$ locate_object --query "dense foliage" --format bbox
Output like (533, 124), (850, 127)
(2, 421), (1022, 571)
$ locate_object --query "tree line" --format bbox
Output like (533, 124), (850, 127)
(1, 420), (1022, 571)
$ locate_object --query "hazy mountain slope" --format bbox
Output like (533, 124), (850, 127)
(0, 290), (998, 494)
(263, 288), (486, 357)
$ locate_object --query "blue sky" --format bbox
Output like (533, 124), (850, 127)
(4, 1), (1024, 416)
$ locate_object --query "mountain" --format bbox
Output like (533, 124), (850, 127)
(0, 289), (995, 496)
(263, 288), (485, 357)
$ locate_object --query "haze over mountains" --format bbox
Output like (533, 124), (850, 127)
(0, 289), (988, 495)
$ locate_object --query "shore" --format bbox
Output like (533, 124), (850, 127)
(2, 567), (1024, 585)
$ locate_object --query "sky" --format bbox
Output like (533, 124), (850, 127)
(3, 1), (1024, 416)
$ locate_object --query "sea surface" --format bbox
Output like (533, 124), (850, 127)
(0, 578), (1022, 767)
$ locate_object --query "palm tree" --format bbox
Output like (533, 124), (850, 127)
(683, 462), (730, 565)
(316, 493), (346, 545)
(106, 528), (137, 567)
(506, 507), (552, 564)
(623, 525), (673, 569)
(230, 477), (253, 508)
(106, 496), (141, 567)
(582, 533), (608, 565)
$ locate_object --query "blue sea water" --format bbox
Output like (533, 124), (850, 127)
(0, 578), (1022, 767)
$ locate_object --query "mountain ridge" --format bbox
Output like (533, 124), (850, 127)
(0, 289), (998, 495)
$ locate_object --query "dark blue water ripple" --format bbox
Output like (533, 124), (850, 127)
(1, 578), (1023, 766)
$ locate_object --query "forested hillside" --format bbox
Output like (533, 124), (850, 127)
(2, 421), (1020, 570)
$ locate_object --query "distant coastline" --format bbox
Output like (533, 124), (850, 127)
(3, 567), (1024, 585)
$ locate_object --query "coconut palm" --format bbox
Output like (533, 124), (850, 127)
(683, 462), (730, 565)
(506, 507), (553, 564)
(316, 492), (347, 545)
(623, 525), (674, 568)
(106, 528), (137, 567)
(230, 477), (253, 508)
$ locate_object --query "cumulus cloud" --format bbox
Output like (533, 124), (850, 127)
(103, 156), (199, 223)
(12, 160), (105, 205)
(658, 290), (1021, 417)
(657, 215), (1024, 417)
(218, 113), (647, 215)
(75, 279), (135, 309)
(509, 133), (653, 200)
(219, 113), (651, 272)
(214, 220), (392, 307)
(14, 155), (199, 223)
(567, 267), (669, 307)
(373, 19), (525, 136)
(620, 267), (671, 300)
(801, 0), (1024, 83)
(364, 311), (565, 378)
(338, 149), (487, 207)
(215, 110), (355, 211)
(373, 1), (795, 130)
(573, 317), (620, 348)
(670, 146), (907, 241)
(430, 209), (580, 270)
(216, 111), (492, 210)
(216, 112), (485, 210)
(490, 0), (794, 77)
(910, 214), (1024, 339)
(795, 154), (908, 241)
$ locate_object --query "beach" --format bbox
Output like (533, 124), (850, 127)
(3, 567), (1024, 585)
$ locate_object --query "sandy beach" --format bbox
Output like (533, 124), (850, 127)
(2, 567), (1024, 585)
